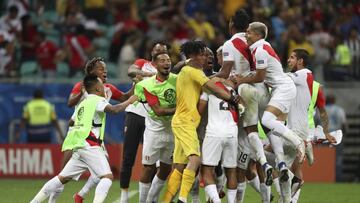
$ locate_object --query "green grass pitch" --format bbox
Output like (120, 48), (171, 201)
(1, 179), (360, 202)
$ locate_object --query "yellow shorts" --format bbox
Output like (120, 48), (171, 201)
(172, 125), (200, 164)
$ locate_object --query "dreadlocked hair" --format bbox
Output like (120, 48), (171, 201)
(180, 40), (207, 58)
(84, 57), (104, 75)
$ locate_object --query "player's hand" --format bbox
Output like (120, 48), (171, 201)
(325, 133), (337, 144)
(132, 74), (143, 83)
(143, 71), (155, 77)
(129, 95), (139, 103)
(211, 77), (225, 83)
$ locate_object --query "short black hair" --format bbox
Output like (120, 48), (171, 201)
(83, 75), (100, 92)
(9, 5), (18, 13)
(33, 89), (43, 98)
(292, 49), (310, 66)
(153, 52), (169, 61)
(151, 40), (171, 51)
(84, 57), (105, 75)
(180, 40), (207, 58)
(231, 9), (250, 31)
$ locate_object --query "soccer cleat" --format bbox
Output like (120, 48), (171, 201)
(73, 193), (84, 203)
(296, 141), (306, 164)
(219, 190), (225, 198)
(305, 141), (314, 166)
(291, 177), (304, 198)
(278, 162), (289, 183)
(263, 163), (273, 186)
(270, 193), (274, 202)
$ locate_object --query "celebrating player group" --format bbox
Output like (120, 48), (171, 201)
(30, 8), (340, 203)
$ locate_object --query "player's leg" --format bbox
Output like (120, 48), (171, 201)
(222, 136), (238, 203)
(146, 162), (172, 203)
(202, 136), (223, 203)
(31, 153), (86, 203)
(255, 162), (271, 203)
(120, 112), (145, 203)
(236, 136), (251, 203)
(81, 148), (113, 203)
(246, 161), (260, 194)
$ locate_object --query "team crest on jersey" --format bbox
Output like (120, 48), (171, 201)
(257, 60), (264, 64)
(77, 107), (84, 120)
(164, 89), (176, 104)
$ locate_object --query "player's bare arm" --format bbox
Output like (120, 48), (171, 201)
(104, 95), (138, 114)
(150, 103), (176, 116)
(318, 107), (337, 143)
(67, 84), (84, 107)
(197, 98), (208, 115)
(203, 78), (241, 104)
(234, 68), (266, 85)
(115, 85), (135, 102)
(128, 64), (155, 78)
(210, 61), (234, 79)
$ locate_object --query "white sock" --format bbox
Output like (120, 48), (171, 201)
(280, 176), (291, 203)
(190, 176), (200, 203)
(120, 189), (129, 203)
(146, 176), (165, 203)
(227, 189), (237, 203)
(236, 181), (246, 203)
(248, 175), (261, 193)
(268, 133), (285, 163)
(260, 183), (270, 203)
(205, 184), (221, 203)
(93, 178), (112, 203)
(31, 176), (63, 203)
(248, 132), (267, 165)
(262, 111), (301, 147)
(273, 178), (281, 196)
(48, 184), (64, 203)
(292, 188), (301, 203)
(78, 174), (100, 197)
(139, 182), (151, 203)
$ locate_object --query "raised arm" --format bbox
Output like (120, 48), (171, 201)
(128, 59), (155, 78)
(210, 61), (233, 79)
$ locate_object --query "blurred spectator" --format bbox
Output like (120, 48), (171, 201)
(0, 30), (15, 76)
(307, 20), (333, 66)
(345, 26), (360, 78)
(0, 5), (21, 38)
(35, 32), (61, 78)
(184, 10), (215, 42)
(118, 32), (141, 82)
(16, 89), (64, 143)
(64, 24), (94, 77)
(333, 35), (351, 68)
(6, 0), (29, 18)
(83, 0), (107, 24)
(325, 94), (347, 182)
(19, 14), (38, 62)
(286, 25), (314, 63)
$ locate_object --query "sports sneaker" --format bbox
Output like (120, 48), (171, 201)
(263, 163), (273, 186)
(278, 162), (289, 183)
(73, 193), (83, 203)
(291, 177), (304, 198)
(219, 190), (226, 198)
(305, 141), (314, 166)
(296, 141), (306, 164)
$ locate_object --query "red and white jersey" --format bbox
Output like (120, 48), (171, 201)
(287, 68), (326, 140)
(200, 83), (238, 137)
(126, 59), (157, 117)
(70, 82), (124, 120)
(222, 32), (254, 77)
(83, 94), (110, 148)
(249, 39), (293, 88)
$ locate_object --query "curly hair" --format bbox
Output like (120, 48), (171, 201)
(180, 40), (207, 58)
(84, 57), (105, 75)
(231, 9), (250, 31)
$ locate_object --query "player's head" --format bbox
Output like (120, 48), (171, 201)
(216, 46), (223, 66)
(8, 5), (18, 19)
(83, 75), (105, 97)
(180, 40), (207, 68)
(246, 22), (268, 46)
(85, 57), (107, 83)
(229, 9), (250, 34)
(288, 49), (310, 72)
(153, 53), (172, 77)
(204, 47), (214, 72)
(33, 89), (44, 99)
(151, 41), (170, 61)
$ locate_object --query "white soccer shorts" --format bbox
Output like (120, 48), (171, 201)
(59, 147), (111, 180)
(268, 83), (296, 114)
(142, 127), (174, 165)
(237, 134), (256, 169)
(238, 83), (270, 127)
(202, 136), (237, 168)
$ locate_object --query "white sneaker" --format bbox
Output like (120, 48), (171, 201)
(305, 142), (314, 166)
(278, 162), (289, 183)
(263, 163), (273, 186)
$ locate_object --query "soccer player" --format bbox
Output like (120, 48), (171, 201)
(134, 53), (177, 203)
(198, 79), (239, 203)
(30, 75), (138, 203)
(120, 41), (168, 203)
(233, 22), (305, 187)
(162, 40), (239, 203)
(55, 57), (134, 203)
(286, 49), (336, 202)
